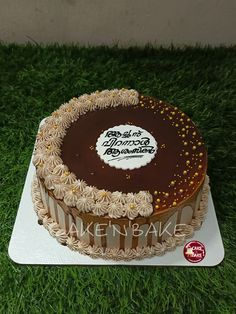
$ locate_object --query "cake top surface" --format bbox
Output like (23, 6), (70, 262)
(33, 89), (207, 219)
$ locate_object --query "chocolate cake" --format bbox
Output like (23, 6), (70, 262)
(32, 89), (210, 260)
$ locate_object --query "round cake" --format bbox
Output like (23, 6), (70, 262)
(32, 89), (210, 260)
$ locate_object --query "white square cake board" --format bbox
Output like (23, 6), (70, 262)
(8, 155), (224, 266)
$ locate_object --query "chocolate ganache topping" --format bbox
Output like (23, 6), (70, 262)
(61, 95), (207, 211)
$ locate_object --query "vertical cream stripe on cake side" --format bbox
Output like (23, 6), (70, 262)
(180, 205), (193, 225)
(48, 196), (56, 222)
(161, 211), (178, 241)
(56, 203), (66, 230)
(39, 181), (47, 211)
(68, 214), (76, 237)
(76, 218), (90, 244)
(151, 221), (160, 246)
(137, 224), (149, 248)
(106, 224), (120, 249)
(124, 226), (133, 249)
(93, 223), (102, 247)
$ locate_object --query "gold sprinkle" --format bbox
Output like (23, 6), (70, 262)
(160, 110), (164, 114)
(156, 198), (161, 203)
(192, 146), (197, 150)
(185, 152), (189, 156)
(165, 193), (169, 197)
(198, 165), (202, 169)
(194, 172), (199, 176)
(179, 189), (184, 193)
(130, 203), (135, 209)
(141, 103), (144, 107)
(186, 160), (190, 165)
(171, 111), (176, 115)
(190, 181), (194, 185)
(181, 134), (186, 138)
(184, 142), (188, 146)
(170, 181), (175, 186)
(199, 152), (203, 157)
(182, 128), (186, 132)
(154, 191), (158, 195)
(181, 113), (185, 117)
(198, 142), (202, 146)
(173, 201), (177, 206)
(186, 125), (189, 129)
(155, 205), (159, 209)
(183, 170), (187, 175)
(187, 118), (190, 122)
(180, 118), (183, 122)
(193, 131), (196, 136)
(175, 123), (179, 127)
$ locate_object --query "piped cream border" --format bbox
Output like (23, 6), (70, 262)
(31, 175), (210, 261)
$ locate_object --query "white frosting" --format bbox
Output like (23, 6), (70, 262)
(83, 185), (98, 198)
(124, 203), (139, 220)
(111, 191), (126, 204)
(44, 174), (59, 190)
(53, 164), (68, 176)
(92, 201), (108, 216)
(53, 183), (68, 199)
(64, 189), (80, 207)
(71, 179), (87, 192)
(107, 202), (124, 219)
(60, 172), (76, 184)
(96, 189), (112, 202)
(76, 196), (94, 212)
(136, 202), (153, 217)
(47, 155), (63, 167)
(126, 193), (137, 204)
(136, 191), (153, 203)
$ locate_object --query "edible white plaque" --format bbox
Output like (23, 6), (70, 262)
(96, 125), (157, 170)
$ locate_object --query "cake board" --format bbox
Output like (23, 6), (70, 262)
(8, 121), (224, 266)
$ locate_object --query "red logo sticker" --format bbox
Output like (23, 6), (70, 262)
(183, 240), (206, 263)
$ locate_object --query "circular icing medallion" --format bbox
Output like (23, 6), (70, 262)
(96, 124), (157, 170)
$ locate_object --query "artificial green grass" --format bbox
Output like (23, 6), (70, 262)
(0, 44), (236, 314)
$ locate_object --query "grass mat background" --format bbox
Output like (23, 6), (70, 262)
(0, 44), (236, 313)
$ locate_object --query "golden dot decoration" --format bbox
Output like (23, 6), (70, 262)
(198, 142), (202, 146)
(183, 141), (188, 146)
(156, 198), (161, 203)
(198, 165), (202, 169)
(179, 189), (184, 193)
(183, 170), (187, 175)
(192, 131), (196, 136)
(173, 201), (177, 206)
(199, 152), (203, 157)
(164, 193), (169, 197)
(154, 191), (158, 195)
(185, 152), (189, 156)
(155, 205), (159, 209)
(186, 160), (190, 165)
(170, 181), (175, 186)
(192, 146), (197, 150)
